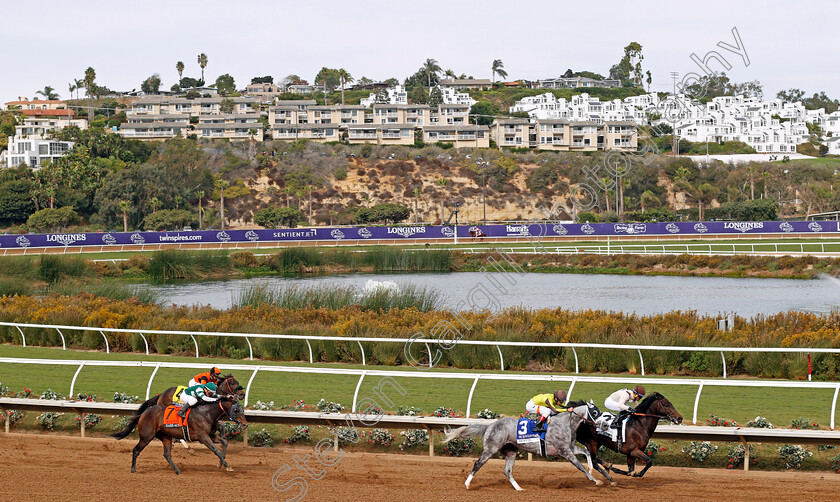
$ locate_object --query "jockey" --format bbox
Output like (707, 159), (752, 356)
(604, 385), (645, 429)
(189, 367), (221, 387)
(525, 390), (568, 433)
(177, 382), (219, 418)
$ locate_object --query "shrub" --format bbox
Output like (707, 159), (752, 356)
(284, 425), (311, 444)
(396, 406), (423, 416)
(681, 441), (717, 463)
(143, 209), (197, 231)
(76, 393), (96, 402)
(26, 206), (80, 232)
(253, 400), (275, 411)
(334, 167), (347, 180)
(778, 444), (812, 469)
(476, 409), (500, 419)
(831, 454), (840, 473)
(399, 429), (429, 450)
(220, 421), (243, 439)
(250, 428), (274, 447)
(645, 440), (663, 458)
(37, 412), (62, 430)
(1, 410), (23, 427)
(747, 416), (773, 428)
(38, 256), (89, 283)
(432, 406), (457, 418)
(576, 211), (599, 223)
(76, 414), (101, 429)
(113, 416), (132, 431)
(443, 437), (475, 456)
(727, 443), (756, 469)
(0, 381), (7, 395)
(317, 398), (344, 413)
(40, 388), (61, 400)
(790, 417), (819, 430)
(333, 427), (360, 446)
(366, 428), (395, 446)
(707, 414), (737, 427)
(254, 207), (305, 229)
(113, 392), (139, 404)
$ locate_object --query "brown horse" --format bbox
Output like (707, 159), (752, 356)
(110, 396), (247, 474)
(576, 392), (683, 478)
(131, 374), (244, 419)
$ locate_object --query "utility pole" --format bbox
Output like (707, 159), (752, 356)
(671, 72), (679, 156)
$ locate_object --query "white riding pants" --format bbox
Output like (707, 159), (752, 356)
(525, 400), (553, 419)
(181, 394), (199, 407)
(604, 397), (623, 412)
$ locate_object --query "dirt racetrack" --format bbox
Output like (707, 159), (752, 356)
(2, 433), (840, 501)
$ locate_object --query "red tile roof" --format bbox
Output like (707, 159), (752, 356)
(5, 99), (65, 106)
(21, 109), (76, 117)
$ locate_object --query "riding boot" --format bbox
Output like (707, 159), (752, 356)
(178, 404), (190, 419)
(533, 417), (547, 433)
(611, 411), (628, 429)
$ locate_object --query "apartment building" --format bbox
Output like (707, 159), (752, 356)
(423, 125), (489, 148)
(272, 123), (341, 142)
(490, 118), (530, 147)
(490, 118), (637, 152)
(537, 76), (621, 89)
(438, 79), (492, 91)
(245, 82), (283, 101)
(360, 85), (408, 107)
(14, 116), (87, 139)
(119, 96), (259, 140)
(4, 99), (68, 111)
(5, 136), (74, 167)
(436, 104), (470, 125)
(345, 124), (414, 145)
(196, 113), (264, 140)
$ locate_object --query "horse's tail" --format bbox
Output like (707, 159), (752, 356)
(109, 413), (141, 440)
(442, 424), (489, 444)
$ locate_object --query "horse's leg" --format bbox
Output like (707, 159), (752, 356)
(161, 435), (181, 475)
(130, 421), (154, 473)
(575, 445), (615, 485)
(502, 448), (522, 491)
(214, 435), (229, 468)
(465, 447), (497, 490)
(557, 445), (602, 486)
(197, 433), (232, 472)
(628, 448), (653, 477)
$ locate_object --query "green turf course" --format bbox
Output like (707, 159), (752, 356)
(1, 345), (834, 428)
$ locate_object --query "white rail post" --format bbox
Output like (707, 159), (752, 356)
(740, 435), (749, 471)
(566, 377), (578, 402)
(351, 371), (367, 413)
(146, 364), (161, 400)
(637, 349), (645, 376)
(572, 347), (579, 374)
(496, 345), (504, 371)
(190, 335), (199, 358)
(424, 342), (433, 369)
(99, 331), (110, 353)
(306, 340), (314, 364)
(2, 405), (8, 433)
(244, 367), (260, 407)
(15, 326), (26, 347)
(831, 383), (840, 430)
(692, 382), (705, 425)
(357, 341), (366, 366)
(244, 336), (253, 360)
(69, 362), (86, 397)
(138, 332), (150, 355)
(721, 352), (727, 379)
(55, 328), (66, 350)
(466, 376), (480, 417)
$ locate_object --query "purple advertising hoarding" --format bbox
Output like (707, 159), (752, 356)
(0, 220), (836, 250)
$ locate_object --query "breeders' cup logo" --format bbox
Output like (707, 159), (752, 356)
(245, 230), (259, 242)
(808, 221), (823, 232)
(216, 231), (231, 242)
(102, 233), (117, 245)
(724, 221), (764, 233)
(693, 223), (708, 234)
(581, 223), (595, 235)
(779, 222), (794, 233)
(505, 225), (531, 236)
(441, 227), (455, 237)
(15, 236), (30, 248)
(387, 226), (426, 238)
(358, 228), (372, 239)
(666, 223), (680, 234)
(330, 229), (345, 240)
(614, 223), (646, 234)
(552, 224), (568, 235)
(130, 233), (145, 245)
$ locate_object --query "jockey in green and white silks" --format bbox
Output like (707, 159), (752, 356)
(177, 382), (218, 418)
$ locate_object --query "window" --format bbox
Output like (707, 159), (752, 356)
(39, 144), (49, 155)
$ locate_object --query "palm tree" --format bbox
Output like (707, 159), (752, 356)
(640, 190), (660, 212)
(337, 69), (353, 105)
(150, 197), (161, 213)
(215, 178), (229, 229)
(84, 67), (96, 123)
(195, 190), (205, 229)
(118, 200), (131, 232)
(491, 59), (508, 83)
(197, 53), (208, 83)
(176, 61), (185, 81)
(74, 78), (84, 100)
(423, 58), (441, 88)
(444, 69), (456, 79)
(36, 86), (59, 101)
(68, 82), (77, 101)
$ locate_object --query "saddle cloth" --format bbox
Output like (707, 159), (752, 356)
(595, 412), (626, 444)
(172, 386), (188, 404)
(515, 418), (543, 445)
(163, 405), (191, 428)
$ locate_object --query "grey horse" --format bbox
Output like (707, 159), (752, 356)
(443, 402), (615, 490)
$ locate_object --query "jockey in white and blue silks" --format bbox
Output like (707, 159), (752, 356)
(604, 385), (645, 429)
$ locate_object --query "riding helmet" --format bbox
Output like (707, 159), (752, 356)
(633, 385), (646, 398)
(554, 389), (567, 404)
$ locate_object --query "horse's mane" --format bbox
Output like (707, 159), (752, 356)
(635, 392), (664, 413)
(566, 400), (586, 408)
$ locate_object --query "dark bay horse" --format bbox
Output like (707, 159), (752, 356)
(444, 402), (614, 490)
(110, 396), (247, 474)
(131, 374), (244, 420)
(576, 392), (683, 478)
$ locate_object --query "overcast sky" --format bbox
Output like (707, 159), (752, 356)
(2, 0), (837, 105)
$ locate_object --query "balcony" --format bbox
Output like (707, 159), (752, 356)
(382, 133), (403, 139)
(350, 133), (377, 139)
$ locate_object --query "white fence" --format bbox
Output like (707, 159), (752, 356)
(450, 241), (840, 257)
(1, 321), (838, 380)
(2, 356), (840, 430)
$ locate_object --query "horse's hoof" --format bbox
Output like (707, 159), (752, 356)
(610, 482), (617, 487)
(594, 480), (603, 486)
(226, 467), (234, 472)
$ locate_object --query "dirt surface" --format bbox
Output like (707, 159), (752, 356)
(2, 433), (839, 501)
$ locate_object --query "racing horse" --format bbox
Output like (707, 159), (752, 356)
(129, 374), (244, 423)
(576, 392), (683, 478)
(443, 401), (614, 490)
(110, 395), (247, 474)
